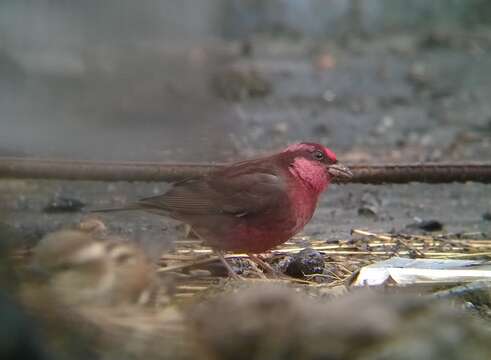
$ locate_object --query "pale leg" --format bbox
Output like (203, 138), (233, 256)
(247, 253), (280, 276)
(216, 250), (243, 280)
(247, 253), (314, 284)
(246, 257), (268, 279)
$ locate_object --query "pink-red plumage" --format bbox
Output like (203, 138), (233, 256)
(133, 143), (352, 253)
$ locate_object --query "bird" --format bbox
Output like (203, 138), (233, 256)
(31, 229), (156, 306)
(95, 143), (352, 277)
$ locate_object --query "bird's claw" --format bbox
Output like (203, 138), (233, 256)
(247, 253), (285, 279)
(216, 250), (245, 280)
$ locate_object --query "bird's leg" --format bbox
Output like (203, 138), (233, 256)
(247, 253), (281, 277)
(215, 250), (243, 280)
(248, 254), (311, 282)
(183, 224), (193, 238)
(246, 258), (268, 279)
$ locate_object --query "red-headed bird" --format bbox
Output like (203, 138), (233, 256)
(96, 143), (352, 277)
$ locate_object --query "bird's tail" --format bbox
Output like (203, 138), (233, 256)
(90, 204), (141, 213)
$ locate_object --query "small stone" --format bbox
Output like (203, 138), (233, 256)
(406, 219), (443, 232)
(407, 62), (430, 88)
(211, 66), (272, 101)
(358, 205), (378, 217)
(271, 255), (293, 273)
(314, 52), (336, 71)
(272, 122), (288, 134)
(358, 192), (380, 218)
(322, 90), (336, 102)
(206, 257), (252, 277)
(285, 248), (324, 278)
(482, 212), (491, 221)
(312, 123), (330, 136)
(44, 197), (85, 213)
(420, 31), (453, 49)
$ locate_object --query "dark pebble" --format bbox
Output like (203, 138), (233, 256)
(406, 219), (443, 232)
(312, 123), (330, 136)
(358, 193), (380, 218)
(285, 248), (324, 278)
(211, 67), (272, 101)
(44, 197), (85, 213)
(482, 212), (491, 221)
(205, 257), (252, 277)
(271, 255), (294, 273)
(358, 205), (378, 217)
(0, 291), (51, 360)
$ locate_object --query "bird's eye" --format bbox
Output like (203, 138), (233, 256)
(313, 150), (325, 161)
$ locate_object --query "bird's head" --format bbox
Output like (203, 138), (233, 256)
(33, 230), (108, 274)
(282, 142), (353, 194)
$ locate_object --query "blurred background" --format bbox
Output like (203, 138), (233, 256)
(2, 0), (491, 162)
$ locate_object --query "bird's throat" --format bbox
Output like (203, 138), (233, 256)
(289, 157), (329, 195)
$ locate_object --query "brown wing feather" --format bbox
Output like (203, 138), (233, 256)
(138, 180), (219, 214)
(136, 162), (287, 218)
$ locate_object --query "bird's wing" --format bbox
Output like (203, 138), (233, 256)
(136, 169), (287, 217)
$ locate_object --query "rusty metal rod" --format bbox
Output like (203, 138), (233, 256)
(337, 164), (491, 184)
(0, 157), (217, 182)
(0, 157), (490, 184)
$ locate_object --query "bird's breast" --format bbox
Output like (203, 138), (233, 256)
(287, 182), (319, 232)
(222, 184), (317, 253)
(189, 178), (319, 253)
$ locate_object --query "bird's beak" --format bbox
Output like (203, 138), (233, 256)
(327, 163), (353, 180)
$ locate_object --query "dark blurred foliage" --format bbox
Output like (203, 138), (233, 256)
(191, 285), (491, 360)
(0, 222), (49, 359)
(0, 292), (50, 360)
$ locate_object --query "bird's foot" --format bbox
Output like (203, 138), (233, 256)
(246, 258), (268, 279)
(246, 254), (313, 283)
(247, 253), (285, 279)
(216, 250), (244, 280)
